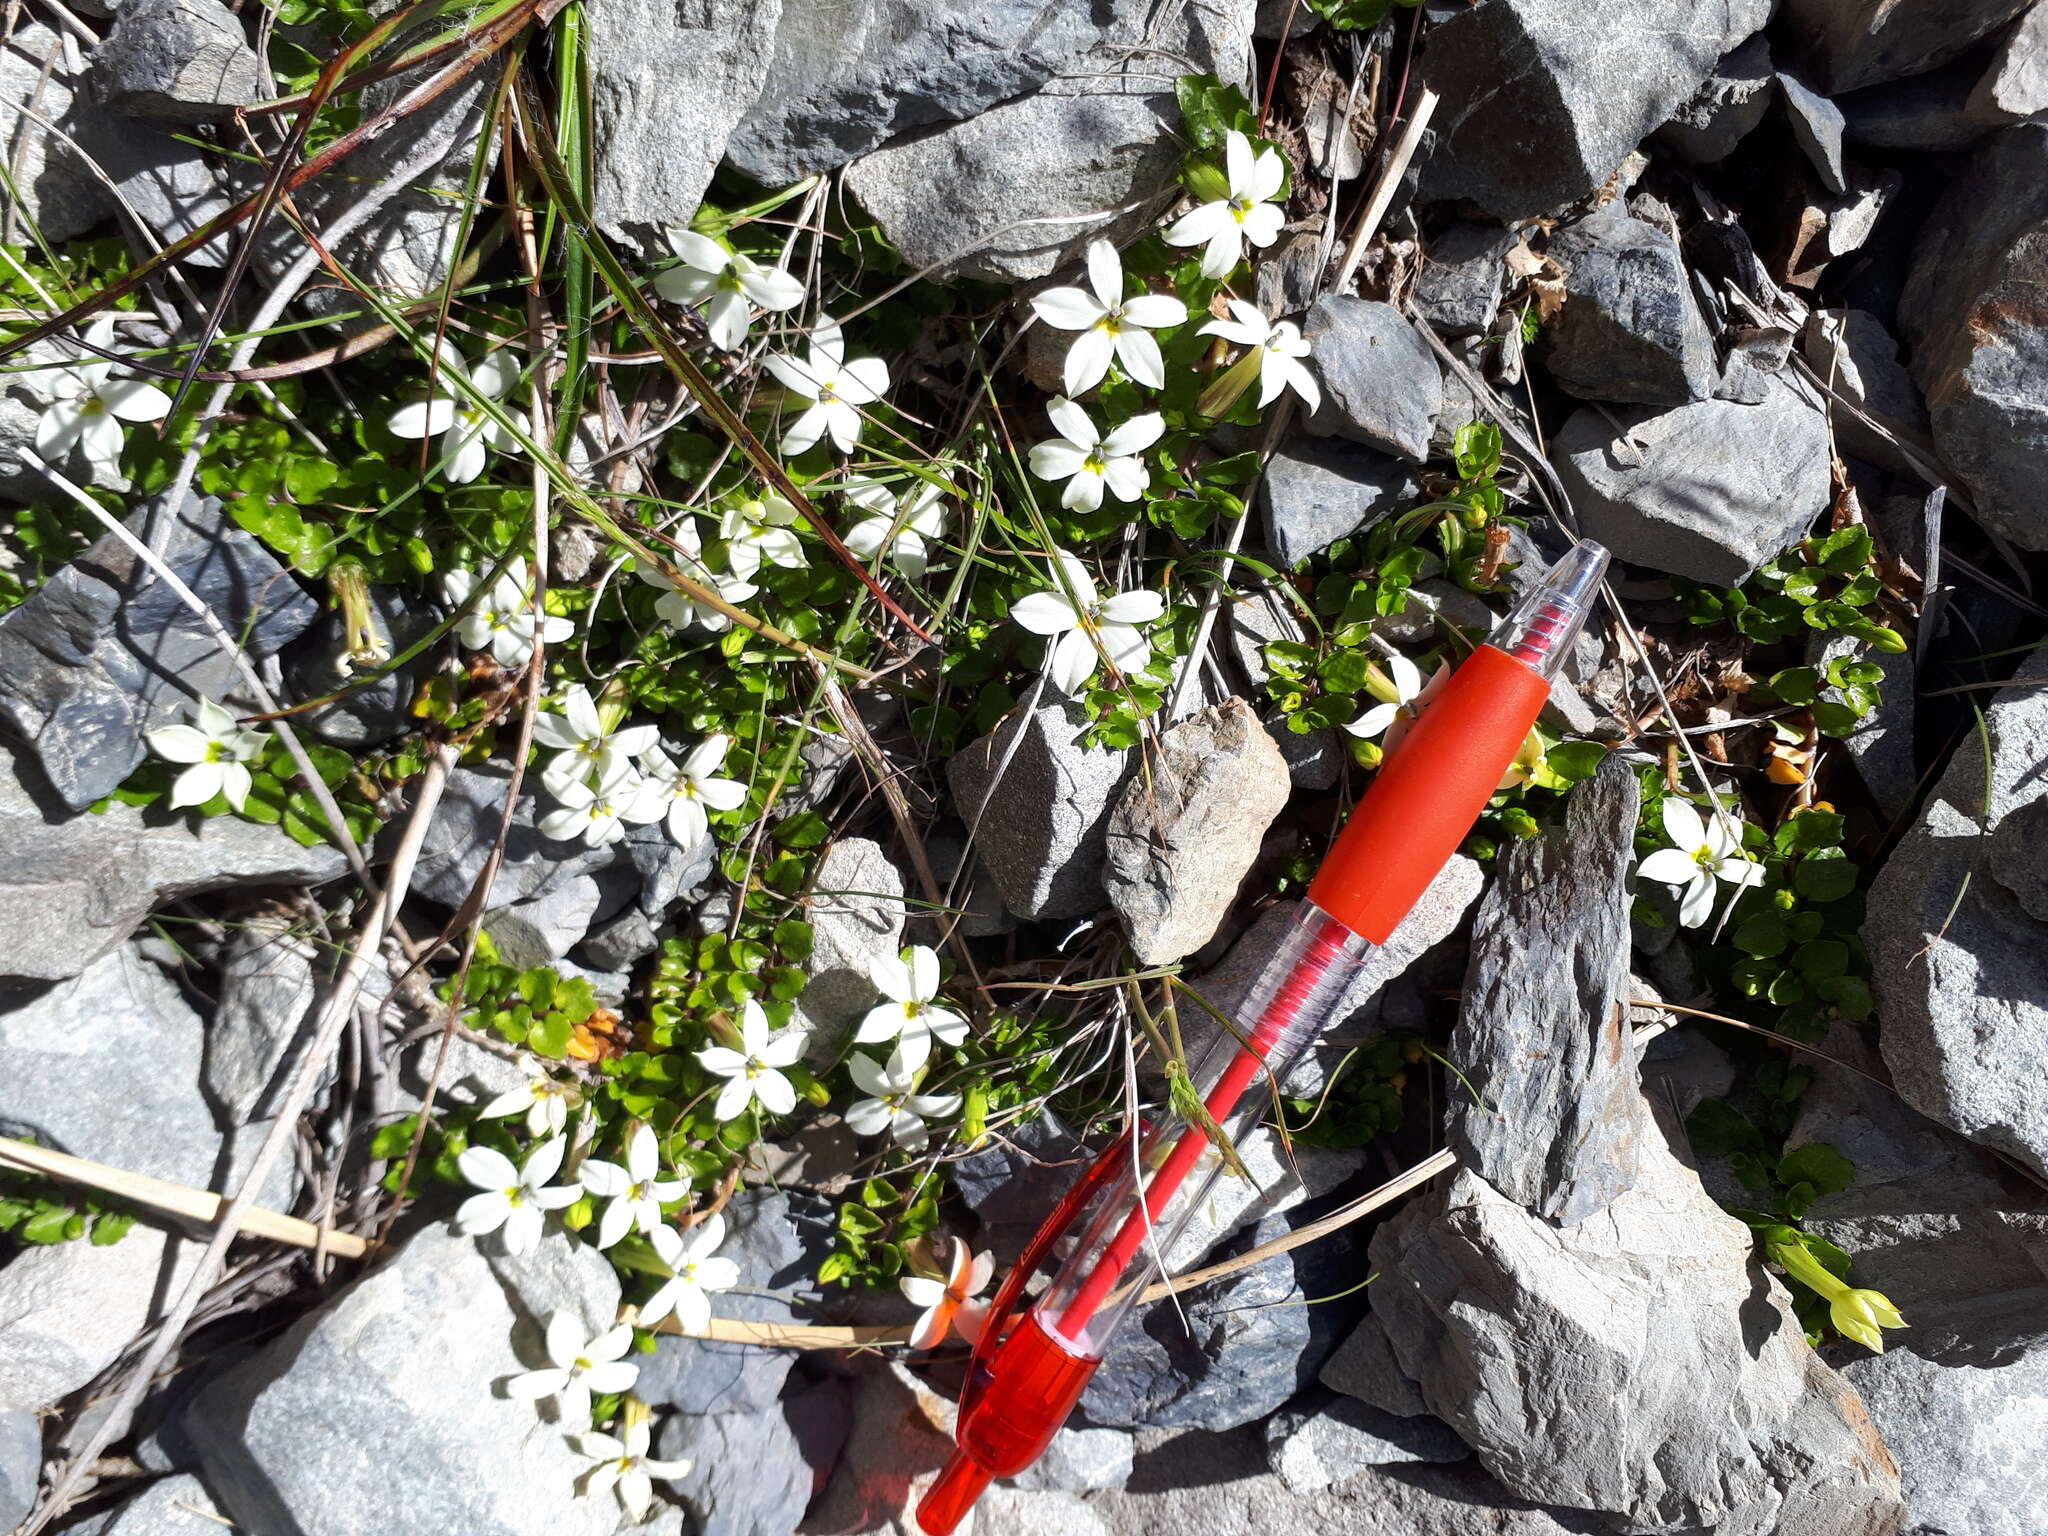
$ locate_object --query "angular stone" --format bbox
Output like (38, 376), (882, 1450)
(1866, 647), (2048, 1176)
(1006, 1424), (1135, 1493)
(0, 1408), (36, 1532)
(0, 494), (319, 811)
(91, 0), (262, 122)
(1542, 207), (1717, 405)
(1552, 373), (1833, 584)
(842, 4), (1248, 284)
(1777, 69), (1849, 193)
(205, 916), (324, 1125)
(1412, 223), (1517, 337)
(285, 584), (441, 750)
(952, 1110), (1092, 1267)
(0, 25), (119, 246)
(1967, 2), (2048, 123)
(791, 837), (904, 1059)
(587, 0), (781, 253)
(1417, 0), (1772, 219)
(1801, 308), (1929, 476)
(0, 744), (346, 983)
(1896, 124), (2048, 552)
(946, 697), (1135, 921)
(1367, 1133), (1903, 1531)
(1259, 435), (1418, 567)
(1265, 1389), (1469, 1493)
(1658, 33), (1775, 162)
(480, 872), (606, 969)
(1178, 858), (1486, 1100)
(1302, 297), (1441, 461)
(1103, 698), (1291, 966)
(1319, 1314), (1430, 1418)
(69, 1474), (229, 1535)
(1449, 758), (1642, 1226)
(727, 0), (1133, 185)
(655, 1396), (811, 1536)
(186, 1225), (620, 1536)
(0, 1225), (201, 1413)
(804, 1360), (958, 1535)
(1779, 0), (2030, 92)
(108, 125), (242, 267)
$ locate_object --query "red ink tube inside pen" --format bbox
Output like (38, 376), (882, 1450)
(917, 542), (1608, 1534)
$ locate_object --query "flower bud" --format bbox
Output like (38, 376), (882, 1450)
(1182, 158), (1231, 204)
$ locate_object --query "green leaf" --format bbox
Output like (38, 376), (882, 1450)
(89, 1209), (136, 1245)
(1686, 1099), (1765, 1157)
(1816, 974), (1874, 1021)
(1811, 525), (1873, 575)
(1812, 700), (1863, 737)
(1543, 740), (1608, 786)
(1452, 420), (1502, 481)
(21, 1205), (74, 1243)
(1777, 1142), (1855, 1198)
(1734, 911), (1790, 958)
(1793, 849), (1859, 903)
(527, 1010), (574, 1059)
(1767, 667), (1819, 706)
(1792, 939), (1849, 981)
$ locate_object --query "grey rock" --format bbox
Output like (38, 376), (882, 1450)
(1658, 33), (1775, 162)
(1449, 758), (1642, 1226)
(1778, 69), (1849, 193)
(842, 1), (1249, 284)
(69, 1474), (228, 1535)
(1269, 718), (1344, 790)
(656, 1396), (810, 1536)
(481, 873), (606, 969)
(0, 494), (318, 810)
(791, 836), (904, 1059)
(1896, 124), (2048, 552)
(1802, 308), (1929, 477)
(1412, 223), (1517, 337)
(1637, 1026), (1737, 1125)
(1006, 1424), (1135, 1493)
(1104, 698), (1291, 965)
(1255, 229), (1327, 319)
(107, 125), (241, 267)
(1806, 629), (1916, 823)
(1837, 54), (1996, 150)
(1, 945), (223, 1189)
(1967, 1), (2048, 124)
(1179, 857), (1486, 1100)
(1302, 297), (1441, 461)
(804, 1361), (960, 1535)
(1224, 584), (1306, 690)
(1713, 324), (1794, 405)
(1153, 1128), (1368, 1278)
(91, 0), (261, 122)
(186, 1224), (620, 1536)
(953, 1110), (1092, 1267)
(0, 1408), (36, 1533)
(727, 0), (1147, 185)
(1779, 0), (2030, 92)
(1266, 1390), (1469, 1492)
(0, 743), (346, 983)
(1259, 434), (1418, 567)
(1081, 1205), (1372, 1433)
(587, 0), (781, 253)
(1866, 647), (2048, 1176)
(0, 25), (120, 245)
(578, 905), (663, 971)
(207, 915), (323, 1124)
(1552, 373), (1833, 584)
(286, 584), (440, 749)
(1367, 1128), (1904, 1531)
(1417, 0), (1771, 219)
(1542, 207), (1717, 406)
(1320, 1314), (1430, 1418)
(0, 1224), (202, 1413)
(946, 696), (1134, 921)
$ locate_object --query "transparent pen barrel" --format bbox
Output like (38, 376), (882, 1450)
(1033, 903), (1372, 1355)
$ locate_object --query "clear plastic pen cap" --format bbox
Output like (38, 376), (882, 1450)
(1489, 540), (1609, 680)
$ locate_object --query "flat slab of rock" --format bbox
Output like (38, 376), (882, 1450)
(1779, 0), (2030, 92)
(1302, 297), (1441, 461)
(1553, 373), (1832, 584)
(1258, 436), (1418, 568)
(946, 697), (1135, 921)
(1542, 207), (1716, 406)
(793, 837), (905, 1061)
(1265, 1389), (1468, 1493)
(1104, 698), (1290, 966)
(91, 0), (262, 122)
(1450, 758), (1642, 1226)
(1866, 646), (2048, 1176)
(0, 1223), (203, 1413)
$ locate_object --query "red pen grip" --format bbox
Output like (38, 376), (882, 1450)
(1308, 644), (1547, 943)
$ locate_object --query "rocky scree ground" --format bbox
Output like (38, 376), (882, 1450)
(0, 0), (2046, 1534)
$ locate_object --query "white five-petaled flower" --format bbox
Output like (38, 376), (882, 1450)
(1163, 129), (1287, 279)
(537, 757), (662, 848)
(573, 1413), (694, 1522)
(641, 1213), (742, 1334)
(718, 492), (808, 578)
(855, 945), (968, 1073)
(841, 475), (951, 580)
(579, 1120), (690, 1251)
(1636, 797), (1766, 928)
(636, 521), (758, 633)
(696, 1001), (807, 1122)
(652, 228), (805, 352)
(33, 317), (174, 478)
(1026, 397), (1163, 513)
(440, 557), (574, 670)
(1341, 652), (1446, 754)
(534, 684), (661, 799)
(636, 736), (747, 850)
(387, 349), (525, 485)
(1030, 238), (1190, 395)
(145, 697), (264, 812)
(1009, 551), (1166, 697)
(1197, 299), (1321, 412)
(899, 1236), (994, 1351)
(479, 1055), (585, 1139)
(764, 318), (890, 456)
(454, 1136), (581, 1257)
(846, 1047), (962, 1153)
(506, 1310), (639, 1429)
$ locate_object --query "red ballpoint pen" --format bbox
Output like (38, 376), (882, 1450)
(916, 540), (1611, 1534)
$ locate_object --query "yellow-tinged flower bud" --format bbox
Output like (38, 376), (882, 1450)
(1769, 1238), (1908, 1353)
(1195, 349), (1263, 419)
(1183, 159), (1232, 204)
